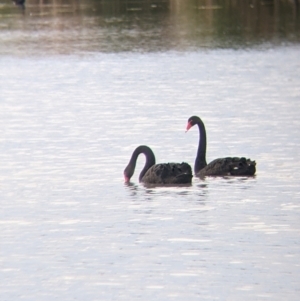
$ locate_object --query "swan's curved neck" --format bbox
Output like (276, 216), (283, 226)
(195, 119), (207, 173)
(128, 146), (156, 181)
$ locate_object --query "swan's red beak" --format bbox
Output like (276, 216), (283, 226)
(186, 121), (192, 132)
(124, 174), (130, 183)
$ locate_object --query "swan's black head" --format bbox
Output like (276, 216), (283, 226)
(186, 116), (200, 131)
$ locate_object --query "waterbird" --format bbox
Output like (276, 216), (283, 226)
(12, 0), (25, 9)
(124, 145), (193, 184)
(186, 115), (256, 177)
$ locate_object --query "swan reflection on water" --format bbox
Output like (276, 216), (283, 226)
(124, 174), (255, 200)
(124, 180), (196, 201)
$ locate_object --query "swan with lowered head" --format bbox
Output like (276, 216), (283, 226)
(124, 145), (193, 184)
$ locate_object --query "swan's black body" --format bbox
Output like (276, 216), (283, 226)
(186, 116), (256, 177)
(12, 0), (25, 8)
(124, 145), (193, 184)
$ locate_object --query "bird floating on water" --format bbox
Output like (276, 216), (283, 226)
(124, 145), (193, 185)
(12, 0), (25, 9)
(186, 115), (256, 177)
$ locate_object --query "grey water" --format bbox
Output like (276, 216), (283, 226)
(1, 0), (300, 300)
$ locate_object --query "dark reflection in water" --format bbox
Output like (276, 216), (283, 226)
(124, 181), (140, 198)
(124, 172), (256, 202)
(0, 0), (299, 54)
(125, 182), (191, 193)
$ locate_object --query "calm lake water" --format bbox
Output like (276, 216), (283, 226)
(1, 0), (300, 300)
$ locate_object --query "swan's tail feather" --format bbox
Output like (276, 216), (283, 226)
(167, 162), (193, 184)
(229, 157), (256, 176)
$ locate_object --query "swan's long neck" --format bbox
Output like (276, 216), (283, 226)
(195, 119), (207, 174)
(126, 146), (156, 182)
(138, 146), (156, 181)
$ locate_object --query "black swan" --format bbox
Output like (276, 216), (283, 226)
(186, 116), (256, 177)
(12, 0), (25, 8)
(124, 145), (193, 184)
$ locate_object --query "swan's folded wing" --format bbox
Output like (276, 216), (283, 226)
(197, 157), (256, 177)
(143, 162), (193, 184)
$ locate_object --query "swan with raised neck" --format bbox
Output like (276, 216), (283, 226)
(186, 116), (256, 177)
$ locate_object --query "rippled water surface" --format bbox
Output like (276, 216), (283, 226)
(1, 1), (300, 300)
